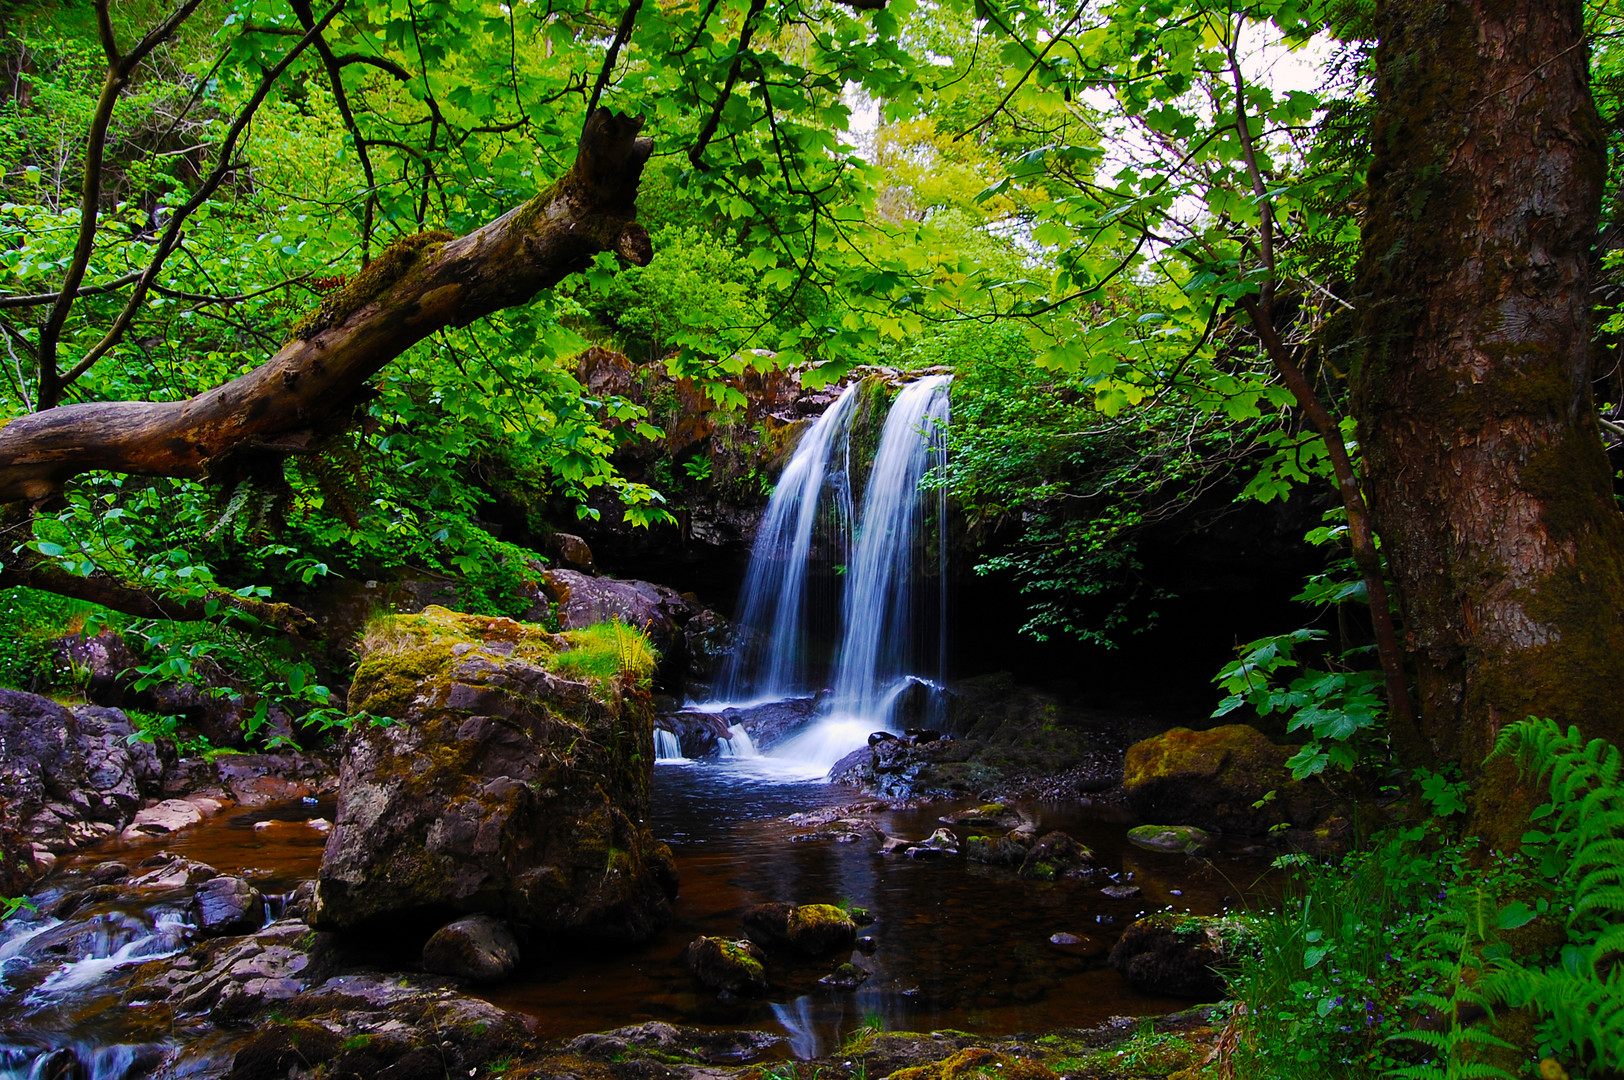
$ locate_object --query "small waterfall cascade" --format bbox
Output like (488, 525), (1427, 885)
(700, 374), (950, 778)
(653, 728), (686, 762)
(828, 375), (951, 721)
(714, 382), (861, 702)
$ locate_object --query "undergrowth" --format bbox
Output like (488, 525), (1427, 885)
(554, 619), (658, 688)
(1227, 719), (1624, 1080)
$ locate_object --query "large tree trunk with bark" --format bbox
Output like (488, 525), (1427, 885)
(1355, 0), (1624, 829)
(0, 109), (654, 503)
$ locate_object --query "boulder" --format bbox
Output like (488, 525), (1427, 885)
(0, 691), (162, 887)
(548, 532), (597, 573)
(1107, 913), (1256, 1000)
(742, 902), (858, 955)
(1122, 724), (1331, 835)
(537, 569), (726, 693)
(423, 914), (522, 983)
(1017, 831), (1100, 882)
(312, 606), (678, 942)
(127, 918), (339, 1020)
(820, 961), (871, 990)
(1127, 824), (1213, 855)
(195, 875), (266, 937)
(684, 936), (768, 996)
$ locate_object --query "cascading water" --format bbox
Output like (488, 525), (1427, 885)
(713, 383), (861, 703)
(828, 375), (951, 721)
(700, 374), (950, 778)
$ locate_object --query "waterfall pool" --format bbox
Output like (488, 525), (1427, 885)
(0, 761), (1273, 1071)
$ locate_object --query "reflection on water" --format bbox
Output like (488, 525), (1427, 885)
(482, 763), (1268, 1054)
(0, 762), (1271, 1069)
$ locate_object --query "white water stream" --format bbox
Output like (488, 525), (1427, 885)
(678, 375), (951, 778)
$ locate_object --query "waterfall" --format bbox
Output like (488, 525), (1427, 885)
(714, 382), (861, 702)
(653, 728), (686, 762)
(828, 375), (951, 723)
(699, 374), (950, 778)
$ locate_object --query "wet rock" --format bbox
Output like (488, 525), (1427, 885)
(129, 919), (338, 1020)
(1107, 913), (1256, 1000)
(719, 696), (818, 752)
(422, 914), (521, 984)
(195, 876), (266, 937)
(784, 804), (886, 844)
(127, 854), (218, 889)
(684, 936), (768, 996)
(856, 935), (878, 954)
(820, 961), (871, 990)
(1048, 932), (1108, 957)
(1017, 831), (1098, 881)
(1123, 724), (1333, 835)
(659, 708), (738, 758)
(568, 1022), (784, 1064)
(742, 902), (858, 954)
(877, 835), (913, 855)
(228, 1020), (345, 1080)
(889, 1047), (1058, 1080)
(841, 735), (1004, 802)
(1100, 884), (1142, 899)
(908, 827), (960, 858)
(312, 606), (677, 941)
(1127, 823), (1213, 855)
(939, 803), (1024, 830)
(121, 798), (206, 840)
(964, 831), (1033, 868)
(87, 860), (129, 884)
(0, 691), (160, 888)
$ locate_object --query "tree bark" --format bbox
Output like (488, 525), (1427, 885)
(1355, 0), (1624, 824)
(0, 108), (655, 502)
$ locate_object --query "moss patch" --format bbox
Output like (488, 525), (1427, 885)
(290, 230), (454, 342)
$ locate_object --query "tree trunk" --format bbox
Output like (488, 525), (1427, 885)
(1355, 0), (1624, 829)
(0, 109), (654, 503)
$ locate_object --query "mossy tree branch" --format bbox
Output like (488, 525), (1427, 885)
(0, 108), (655, 504)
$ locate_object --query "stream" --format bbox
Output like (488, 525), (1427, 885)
(0, 757), (1270, 1074)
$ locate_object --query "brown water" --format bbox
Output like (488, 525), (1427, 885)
(0, 765), (1273, 1069)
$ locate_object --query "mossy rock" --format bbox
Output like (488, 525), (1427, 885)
(742, 901), (857, 955)
(313, 606), (676, 939)
(1126, 824), (1213, 855)
(684, 936), (767, 996)
(1122, 724), (1332, 835)
(1107, 913), (1257, 1001)
(889, 1047), (1058, 1080)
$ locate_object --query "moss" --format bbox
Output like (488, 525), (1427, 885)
(289, 230), (453, 342)
(889, 1048), (1058, 1080)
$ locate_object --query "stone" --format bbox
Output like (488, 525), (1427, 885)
(742, 902), (858, 954)
(1127, 824), (1213, 855)
(121, 798), (205, 840)
(1100, 884), (1142, 899)
(820, 961), (871, 990)
(195, 875), (266, 937)
(0, 691), (160, 889)
(908, 827), (960, 858)
(1017, 831), (1098, 881)
(226, 775), (312, 808)
(684, 936), (768, 996)
(938, 803), (1024, 829)
(312, 607), (677, 941)
(567, 1023), (784, 1064)
(1107, 913), (1256, 1000)
(549, 532), (597, 573)
(127, 920), (338, 1021)
(965, 831), (1033, 868)
(422, 914), (522, 984)
(536, 569), (721, 692)
(1122, 724), (1332, 836)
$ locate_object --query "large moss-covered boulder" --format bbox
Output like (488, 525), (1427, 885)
(312, 607), (677, 941)
(1122, 724), (1329, 835)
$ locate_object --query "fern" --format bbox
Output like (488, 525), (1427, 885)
(1480, 719), (1624, 1074)
(1385, 885), (1518, 1080)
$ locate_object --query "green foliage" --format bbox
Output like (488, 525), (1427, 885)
(553, 619), (658, 689)
(1213, 629), (1384, 778)
(1477, 721), (1624, 1076)
(0, 588), (95, 692)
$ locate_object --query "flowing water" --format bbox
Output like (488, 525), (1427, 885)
(696, 375), (953, 775)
